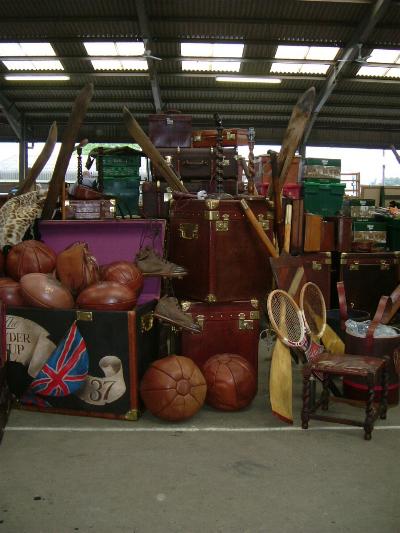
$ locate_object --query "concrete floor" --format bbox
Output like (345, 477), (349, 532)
(1, 342), (400, 533)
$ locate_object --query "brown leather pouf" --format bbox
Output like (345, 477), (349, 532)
(6, 240), (56, 281)
(20, 273), (74, 309)
(140, 355), (207, 421)
(101, 261), (143, 295)
(0, 277), (25, 306)
(203, 353), (257, 411)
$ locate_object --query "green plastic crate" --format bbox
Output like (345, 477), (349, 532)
(303, 181), (346, 216)
(303, 158), (341, 180)
(387, 218), (400, 251)
(102, 175), (140, 217)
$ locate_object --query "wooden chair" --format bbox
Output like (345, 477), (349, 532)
(301, 353), (389, 440)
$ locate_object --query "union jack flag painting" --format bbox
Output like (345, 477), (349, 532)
(30, 322), (89, 397)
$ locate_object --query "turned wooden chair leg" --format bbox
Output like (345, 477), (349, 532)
(321, 373), (330, 411)
(302, 370), (311, 430)
(380, 357), (389, 420)
(364, 373), (375, 441)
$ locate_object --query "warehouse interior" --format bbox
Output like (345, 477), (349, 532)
(1, 1), (400, 532)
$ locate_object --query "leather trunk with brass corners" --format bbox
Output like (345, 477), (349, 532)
(7, 303), (158, 421)
(169, 198), (274, 302)
(180, 300), (260, 374)
(192, 128), (249, 148)
(153, 147), (240, 180)
(0, 302), (10, 440)
(148, 112), (192, 148)
(64, 199), (116, 220)
(337, 252), (400, 316)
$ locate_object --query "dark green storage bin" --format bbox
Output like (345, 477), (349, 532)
(303, 181), (346, 216)
(387, 218), (400, 251)
(102, 175), (140, 217)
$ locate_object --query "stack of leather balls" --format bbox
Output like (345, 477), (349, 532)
(0, 239), (143, 310)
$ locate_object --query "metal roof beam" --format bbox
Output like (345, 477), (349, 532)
(135, 0), (162, 112)
(0, 90), (22, 138)
(302, 0), (392, 146)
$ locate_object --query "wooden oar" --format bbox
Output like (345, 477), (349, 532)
(123, 107), (188, 193)
(41, 83), (94, 219)
(16, 121), (58, 196)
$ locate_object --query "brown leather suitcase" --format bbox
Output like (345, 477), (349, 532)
(325, 216), (352, 252)
(169, 198), (274, 302)
(141, 181), (172, 218)
(64, 199), (116, 220)
(320, 220), (336, 252)
(153, 147), (240, 180)
(303, 213), (322, 252)
(180, 299), (260, 373)
(255, 155), (301, 187)
(338, 252), (400, 316)
(290, 198), (304, 254)
(192, 128), (248, 148)
(148, 112), (192, 148)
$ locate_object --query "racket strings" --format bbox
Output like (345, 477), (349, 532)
(301, 284), (326, 337)
(269, 292), (304, 344)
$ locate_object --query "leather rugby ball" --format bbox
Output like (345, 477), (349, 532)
(76, 281), (137, 311)
(101, 261), (143, 295)
(6, 240), (57, 281)
(20, 273), (74, 309)
(0, 277), (25, 307)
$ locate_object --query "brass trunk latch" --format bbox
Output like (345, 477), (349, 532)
(141, 312), (154, 333)
(238, 312), (254, 330)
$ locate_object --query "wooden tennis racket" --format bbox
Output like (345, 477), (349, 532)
(299, 282), (327, 342)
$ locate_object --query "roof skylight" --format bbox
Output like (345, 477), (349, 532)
(181, 42), (244, 72)
(0, 42), (64, 71)
(271, 45), (339, 75)
(84, 41), (148, 71)
(366, 48), (400, 64)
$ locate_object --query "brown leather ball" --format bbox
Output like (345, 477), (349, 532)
(76, 281), (137, 311)
(203, 354), (257, 411)
(0, 277), (25, 307)
(101, 261), (143, 295)
(6, 240), (56, 281)
(20, 273), (74, 309)
(140, 355), (207, 421)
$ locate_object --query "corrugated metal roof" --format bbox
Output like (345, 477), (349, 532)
(0, 0), (399, 147)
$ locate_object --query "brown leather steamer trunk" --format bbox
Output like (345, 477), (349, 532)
(153, 147), (240, 181)
(338, 252), (400, 316)
(148, 112), (192, 148)
(169, 198), (274, 303)
(192, 128), (248, 148)
(180, 300), (260, 375)
(6, 304), (159, 420)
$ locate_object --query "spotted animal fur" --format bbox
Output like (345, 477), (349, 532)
(0, 191), (45, 248)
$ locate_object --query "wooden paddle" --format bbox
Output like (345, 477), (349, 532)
(41, 83), (94, 219)
(16, 121), (58, 196)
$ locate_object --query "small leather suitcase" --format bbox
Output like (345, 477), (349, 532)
(180, 299), (260, 373)
(192, 128), (248, 148)
(153, 147), (239, 180)
(290, 198), (304, 254)
(169, 198), (274, 302)
(7, 303), (159, 420)
(338, 252), (400, 315)
(148, 112), (192, 148)
(64, 199), (116, 220)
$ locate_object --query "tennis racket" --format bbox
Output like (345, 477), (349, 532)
(299, 282), (327, 342)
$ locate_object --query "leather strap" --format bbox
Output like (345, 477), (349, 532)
(366, 295), (390, 339)
(337, 281), (348, 330)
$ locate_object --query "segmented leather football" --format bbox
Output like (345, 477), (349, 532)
(76, 281), (137, 311)
(20, 273), (74, 309)
(6, 240), (57, 281)
(0, 277), (25, 306)
(101, 261), (143, 294)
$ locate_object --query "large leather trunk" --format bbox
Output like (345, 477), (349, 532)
(7, 303), (158, 420)
(153, 147), (239, 180)
(337, 252), (400, 315)
(0, 302), (10, 441)
(148, 112), (192, 148)
(37, 219), (166, 305)
(180, 300), (260, 373)
(169, 198), (274, 302)
(192, 128), (248, 148)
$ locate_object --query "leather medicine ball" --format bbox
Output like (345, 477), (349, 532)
(76, 281), (137, 311)
(20, 273), (74, 309)
(202, 353), (257, 411)
(6, 240), (56, 281)
(140, 355), (207, 421)
(101, 261), (143, 295)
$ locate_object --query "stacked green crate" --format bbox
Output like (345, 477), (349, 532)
(343, 198), (375, 218)
(302, 158), (341, 182)
(303, 181), (346, 216)
(96, 147), (142, 217)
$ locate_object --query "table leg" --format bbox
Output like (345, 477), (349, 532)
(364, 373), (375, 441)
(302, 370), (311, 430)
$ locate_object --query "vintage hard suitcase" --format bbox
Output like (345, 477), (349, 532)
(153, 147), (239, 180)
(37, 219), (166, 305)
(7, 303), (158, 420)
(64, 199), (116, 220)
(192, 128), (248, 148)
(180, 300), (260, 373)
(169, 198), (274, 302)
(0, 302), (10, 441)
(290, 198), (304, 255)
(148, 112), (192, 148)
(141, 181), (172, 219)
(337, 252), (400, 315)
(255, 155), (301, 187)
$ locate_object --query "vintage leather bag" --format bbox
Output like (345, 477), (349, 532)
(56, 241), (100, 295)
